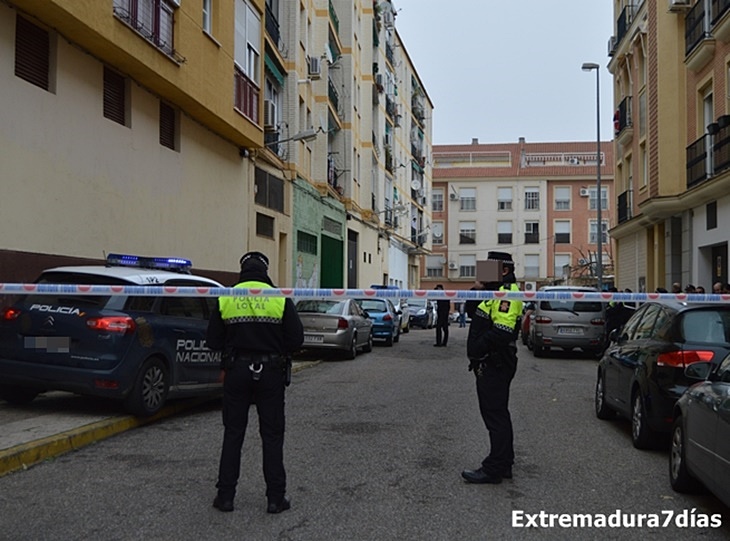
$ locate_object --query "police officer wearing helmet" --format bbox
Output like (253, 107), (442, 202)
(206, 251), (304, 514)
(462, 251), (523, 484)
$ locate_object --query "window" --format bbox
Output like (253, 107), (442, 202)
(160, 297), (206, 319)
(15, 16), (51, 92)
(202, 0), (212, 33)
(497, 187), (512, 210)
(426, 255), (443, 277)
(589, 186), (608, 211)
(707, 201), (717, 230)
(555, 220), (571, 244)
(159, 101), (178, 150)
(256, 212), (274, 238)
(554, 187), (570, 210)
(497, 221), (512, 244)
(297, 231), (317, 255)
(638, 90), (646, 138)
(459, 255), (476, 278)
(460, 188), (476, 211)
(103, 67), (128, 126)
(459, 221), (476, 244)
(113, 0), (176, 56)
(589, 220), (609, 244)
(554, 254), (571, 278)
(432, 189), (444, 212)
(524, 255), (539, 278)
(524, 222), (539, 244)
(524, 187), (540, 210)
(255, 168), (285, 212)
(234, 0), (261, 121)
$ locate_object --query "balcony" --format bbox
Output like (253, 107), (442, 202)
(617, 189), (633, 224)
(329, 0), (339, 36)
(687, 134), (711, 189)
(385, 42), (394, 66)
(616, 4), (636, 48)
(615, 96), (633, 147)
(234, 66), (259, 123)
(265, 4), (280, 48)
(328, 78), (340, 115)
(264, 131), (280, 155)
(686, 1), (715, 71)
(385, 96), (396, 119)
(714, 116), (730, 174)
(524, 233), (539, 244)
(712, 0), (730, 41)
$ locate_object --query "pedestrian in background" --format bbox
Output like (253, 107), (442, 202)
(458, 302), (467, 328)
(206, 251), (304, 514)
(463, 252), (523, 485)
(433, 284), (450, 347)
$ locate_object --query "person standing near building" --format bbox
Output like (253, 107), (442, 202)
(433, 284), (450, 347)
(462, 252), (523, 485)
(206, 251), (304, 514)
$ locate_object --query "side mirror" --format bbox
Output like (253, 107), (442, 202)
(685, 361), (712, 381)
(609, 328), (619, 343)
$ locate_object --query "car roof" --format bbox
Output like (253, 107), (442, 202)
(40, 266), (222, 287)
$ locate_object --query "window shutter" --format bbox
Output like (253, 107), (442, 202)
(15, 16), (50, 91)
(103, 67), (127, 126)
(159, 102), (176, 150)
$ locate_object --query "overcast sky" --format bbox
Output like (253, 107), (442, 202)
(393, 0), (615, 146)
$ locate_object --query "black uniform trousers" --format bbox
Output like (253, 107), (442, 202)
(216, 360), (286, 502)
(475, 342), (518, 475)
(435, 319), (449, 346)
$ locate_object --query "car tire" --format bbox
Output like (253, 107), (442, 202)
(631, 390), (655, 450)
(533, 342), (546, 357)
(393, 326), (400, 344)
(521, 331), (528, 346)
(124, 357), (169, 417)
(669, 417), (701, 493)
(403, 322), (409, 334)
(0, 385), (40, 405)
(362, 331), (373, 353)
(385, 332), (394, 346)
(345, 334), (358, 360)
(594, 371), (614, 420)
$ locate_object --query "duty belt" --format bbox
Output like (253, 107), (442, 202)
(493, 323), (515, 333)
(233, 353), (283, 381)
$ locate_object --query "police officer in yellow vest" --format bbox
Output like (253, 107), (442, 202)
(462, 251), (523, 485)
(206, 251), (303, 514)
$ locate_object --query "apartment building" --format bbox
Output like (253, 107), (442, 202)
(0, 0), (432, 290)
(609, 0), (730, 292)
(422, 138), (614, 292)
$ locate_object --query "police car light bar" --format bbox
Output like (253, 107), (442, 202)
(106, 253), (193, 273)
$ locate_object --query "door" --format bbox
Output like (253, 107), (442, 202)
(321, 234), (344, 288)
(711, 243), (728, 287)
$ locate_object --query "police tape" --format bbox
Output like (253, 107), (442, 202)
(1, 283), (729, 303)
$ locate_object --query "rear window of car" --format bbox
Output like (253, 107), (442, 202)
(21, 272), (131, 309)
(539, 300), (603, 313)
(357, 299), (388, 312)
(296, 300), (345, 315)
(681, 309), (730, 343)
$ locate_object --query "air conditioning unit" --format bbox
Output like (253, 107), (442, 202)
(263, 100), (277, 131)
(607, 36), (617, 57)
(579, 188), (590, 197)
(524, 281), (537, 292)
(308, 56), (321, 79)
(449, 192), (459, 201)
(376, 73), (384, 86)
(668, 0), (691, 12)
(448, 261), (458, 270)
(383, 10), (394, 28)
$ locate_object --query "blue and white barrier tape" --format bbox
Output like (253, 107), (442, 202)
(1, 284), (729, 303)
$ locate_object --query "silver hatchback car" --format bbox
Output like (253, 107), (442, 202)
(528, 286), (606, 357)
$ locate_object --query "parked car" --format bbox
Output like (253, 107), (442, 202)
(354, 298), (400, 346)
(521, 301), (536, 346)
(0, 254), (224, 416)
(295, 299), (373, 359)
(529, 286), (605, 357)
(595, 301), (730, 449)
(369, 285), (409, 334)
(408, 299), (434, 329)
(669, 354), (730, 507)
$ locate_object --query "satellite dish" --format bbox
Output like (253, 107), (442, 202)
(410, 179), (422, 190)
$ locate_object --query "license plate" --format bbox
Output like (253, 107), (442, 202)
(24, 336), (70, 353)
(304, 335), (324, 343)
(558, 327), (583, 335)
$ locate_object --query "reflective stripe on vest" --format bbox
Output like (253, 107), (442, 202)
(218, 281), (285, 324)
(476, 284), (524, 330)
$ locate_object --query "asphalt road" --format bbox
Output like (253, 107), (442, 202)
(0, 325), (727, 540)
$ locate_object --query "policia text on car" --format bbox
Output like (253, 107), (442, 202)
(462, 252), (523, 485)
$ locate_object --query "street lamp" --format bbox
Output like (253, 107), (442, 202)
(582, 62), (603, 290)
(265, 128), (319, 147)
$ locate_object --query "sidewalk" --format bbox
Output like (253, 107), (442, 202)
(0, 360), (320, 477)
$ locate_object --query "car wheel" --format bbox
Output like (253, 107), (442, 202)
(344, 334), (358, 360)
(0, 385), (40, 405)
(124, 357), (169, 417)
(384, 331), (394, 346)
(594, 371), (614, 420)
(521, 331), (528, 346)
(669, 417), (701, 493)
(631, 390), (655, 450)
(393, 326), (400, 343)
(403, 322), (409, 334)
(533, 342), (546, 357)
(362, 331), (373, 353)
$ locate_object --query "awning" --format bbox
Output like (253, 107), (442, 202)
(265, 54), (285, 86)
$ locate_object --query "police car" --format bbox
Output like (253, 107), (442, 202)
(0, 254), (224, 416)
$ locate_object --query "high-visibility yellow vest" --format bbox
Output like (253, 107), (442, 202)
(218, 281), (286, 324)
(476, 283), (523, 330)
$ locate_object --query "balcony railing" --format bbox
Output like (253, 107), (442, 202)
(711, 0), (730, 24)
(385, 42), (394, 65)
(617, 189), (632, 224)
(524, 233), (539, 244)
(234, 66), (259, 123)
(329, 0), (339, 35)
(686, 0), (709, 56)
(616, 4), (636, 47)
(616, 96), (632, 135)
(328, 78), (339, 114)
(264, 131), (280, 155)
(265, 4), (280, 48)
(385, 96), (396, 119)
(714, 117), (730, 174)
(687, 134), (710, 189)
